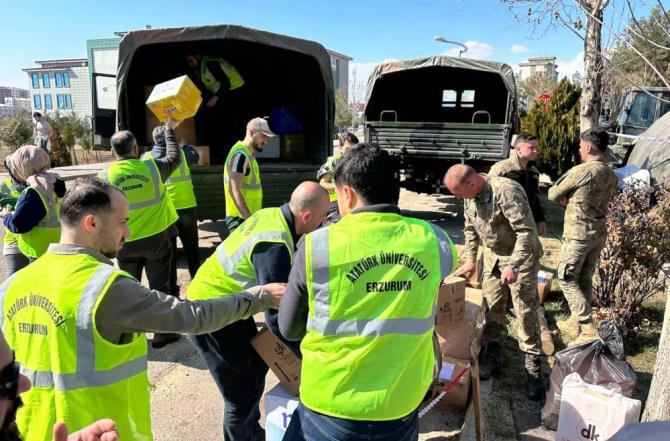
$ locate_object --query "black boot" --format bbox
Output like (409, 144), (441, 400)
(478, 342), (503, 380)
(525, 354), (545, 401)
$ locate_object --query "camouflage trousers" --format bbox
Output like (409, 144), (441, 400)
(482, 256), (541, 356)
(557, 236), (606, 323)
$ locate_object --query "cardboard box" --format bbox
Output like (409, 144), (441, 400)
(251, 327), (301, 395)
(436, 288), (485, 359)
(436, 276), (466, 325)
(431, 356), (471, 409)
(146, 75), (203, 122)
(466, 251), (484, 289)
(556, 373), (641, 441)
(264, 383), (300, 441)
(191, 146), (210, 167)
(537, 270), (554, 304)
(145, 85), (198, 146)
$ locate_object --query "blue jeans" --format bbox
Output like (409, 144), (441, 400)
(188, 317), (268, 441)
(283, 402), (419, 441)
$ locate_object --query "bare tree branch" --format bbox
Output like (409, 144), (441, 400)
(623, 0), (670, 49)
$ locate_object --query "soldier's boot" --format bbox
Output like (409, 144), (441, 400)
(478, 342), (503, 380)
(540, 326), (555, 356)
(569, 322), (601, 346)
(557, 316), (580, 339)
(524, 354), (545, 401)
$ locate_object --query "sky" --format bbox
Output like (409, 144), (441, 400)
(1, 0), (592, 97)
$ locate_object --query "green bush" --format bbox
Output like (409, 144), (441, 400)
(521, 78), (581, 180)
(0, 115), (33, 152)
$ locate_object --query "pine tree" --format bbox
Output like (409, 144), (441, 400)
(521, 78), (582, 179)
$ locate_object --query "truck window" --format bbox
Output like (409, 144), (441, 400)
(442, 90), (457, 108)
(461, 90), (475, 108)
(627, 92), (656, 128)
(659, 93), (670, 119)
(95, 76), (117, 111)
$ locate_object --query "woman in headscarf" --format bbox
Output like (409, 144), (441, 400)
(2, 145), (65, 262)
(0, 155), (28, 275)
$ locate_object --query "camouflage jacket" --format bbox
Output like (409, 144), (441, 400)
(548, 159), (618, 240)
(463, 176), (542, 270)
(489, 150), (545, 223)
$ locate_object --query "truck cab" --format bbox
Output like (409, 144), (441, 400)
(92, 25), (334, 220)
(364, 56), (519, 194)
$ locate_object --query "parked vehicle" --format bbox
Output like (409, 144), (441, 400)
(364, 55), (519, 193)
(92, 24), (334, 220)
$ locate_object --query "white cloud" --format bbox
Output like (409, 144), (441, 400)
(510, 44), (530, 54)
(443, 40), (494, 60)
(556, 51), (584, 78)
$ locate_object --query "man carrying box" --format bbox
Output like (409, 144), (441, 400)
(444, 164), (545, 400)
(223, 117), (276, 233)
(279, 145), (457, 440)
(187, 181), (329, 441)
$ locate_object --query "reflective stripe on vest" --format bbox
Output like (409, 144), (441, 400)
(99, 161), (161, 210)
(201, 57), (245, 94)
(15, 186), (61, 257)
(223, 142), (263, 217)
(141, 150), (197, 209)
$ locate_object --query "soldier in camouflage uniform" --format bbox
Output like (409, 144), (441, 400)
(444, 164), (545, 400)
(549, 129), (618, 340)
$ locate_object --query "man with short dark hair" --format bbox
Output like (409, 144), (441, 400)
(99, 115), (181, 348)
(280, 144), (457, 440)
(445, 164), (545, 400)
(32, 112), (52, 152)
(0, 177), (285, 441)
(549, 128), (618, 341)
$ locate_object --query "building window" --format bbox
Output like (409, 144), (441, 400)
(42, 73), (50, 88)
(57, 94), (65, 109)
(55, 72), (63, 88)
(33, 95), (42, 109)
(63, 72), (70, 87)
(64, 94), (72, 109)
(31, 73), (40, 89)
(442, 89), (457, 108)
(44, 94), (52, 109)
(461, 90), (475, 108)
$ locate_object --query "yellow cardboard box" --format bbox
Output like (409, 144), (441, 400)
(146, 75), (203, 122)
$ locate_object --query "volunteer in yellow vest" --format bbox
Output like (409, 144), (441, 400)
(279, 145), (458, 440)
(142, 126), (200, 300)
(2, 145), (64, 262)
(0, 178), (285, 441)
(0, 158), (29, 275)
(223, 117), (275, 233)
(98, 116), (182, 349)
(188, 181), (329, 441)
(317, 131), (359, 224)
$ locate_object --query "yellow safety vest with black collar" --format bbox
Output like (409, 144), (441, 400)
(141, 150), (197, 210)
(301, 211), (458, 421)
(1, 177), (24, 251)
(223, 142), (262, 218)
(15, 185), (61, 259)
(0, 251), (152, 441)
(188, 207), (293, 301)
(201, 56), (245, 95)
(99, 159), (177, 242)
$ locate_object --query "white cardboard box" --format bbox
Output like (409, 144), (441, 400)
(264, 383), (299, 441)
(556, 373), (641, 441)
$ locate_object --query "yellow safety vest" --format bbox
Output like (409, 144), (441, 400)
(99, 159), (177, 242)
(0, 251), (151, 441)
(323, 153), (342, 202)
(1, 177), (23, 250)
(223, 142), (262, 218)
(201, 56), (245, 95)
(15, 186), (61, 258)
(301, 211), (458, 421)
(188, 207), (293, 301)
(142, 150), (197, 210)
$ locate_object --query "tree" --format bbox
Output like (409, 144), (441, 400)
(0, 114), (33, 152)
(518, 72), (558, 104)
(521, 78), (581, 179)
(45, 112), (91, 167)
(335, 91), (353, 130)
(643, 286), (670, 421)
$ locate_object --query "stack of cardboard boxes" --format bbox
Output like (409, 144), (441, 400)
(432, 276), (485, 409)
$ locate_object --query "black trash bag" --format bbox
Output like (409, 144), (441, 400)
(541, 320), (637, 430)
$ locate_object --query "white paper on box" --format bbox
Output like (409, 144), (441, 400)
(556, 373), (641, 441)
(264, 383), (299, 441)
(439, 362), (455, 380)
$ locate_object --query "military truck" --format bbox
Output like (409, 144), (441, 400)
(92, 25), (334, 220)
(364, 56), (519, 193)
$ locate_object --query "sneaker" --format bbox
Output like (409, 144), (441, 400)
(151, 333), (181, 349)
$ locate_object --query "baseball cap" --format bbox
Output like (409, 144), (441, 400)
(246, 117), (276, 137)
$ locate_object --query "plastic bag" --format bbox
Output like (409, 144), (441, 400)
(541, 320), (637, 430)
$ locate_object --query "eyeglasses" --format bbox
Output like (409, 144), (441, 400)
(0, 352), (20, 400)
